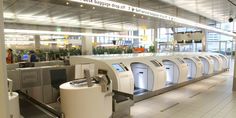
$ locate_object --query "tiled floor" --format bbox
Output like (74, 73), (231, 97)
(131, 65), (236, 118)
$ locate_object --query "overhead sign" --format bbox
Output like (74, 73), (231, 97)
(71, 0), (174, 21)
(70, 0), (236, 37)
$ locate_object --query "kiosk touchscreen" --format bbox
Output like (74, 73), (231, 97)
(112, 64), (126, 72)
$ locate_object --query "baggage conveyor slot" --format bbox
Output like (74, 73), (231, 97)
(113, 90), (134, 118)
(18, 91), (64, 118)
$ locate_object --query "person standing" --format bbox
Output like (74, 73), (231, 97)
(29, 50), (38, 62)
(6, 48), (13, 64)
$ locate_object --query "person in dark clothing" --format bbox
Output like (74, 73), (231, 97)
(29, 50), (38, 62)
(16, 50), (22, 62)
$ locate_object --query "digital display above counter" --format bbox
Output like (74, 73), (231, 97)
(112, 64), (125, 72)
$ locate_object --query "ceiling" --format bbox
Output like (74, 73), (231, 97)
(160, 0), (236, 23)
(3, 0), (178, 32)
(3, 0), (212, 32)
(3, 0), (233, 34)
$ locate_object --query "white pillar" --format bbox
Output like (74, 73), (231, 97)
(50, 43), (57, 50)
(0, 0), (10, 117)
(154, 27), (158, 52)
(219, 41), (221, 52)
(81, 29), (93, 55)
(233, 37), (236, 91)
(202, 30), (207, 52)
(225, 41), (227, 55)
(34, 35), (40, 50)
(233, 53), (236, 91)
(232, 41), (234, 52)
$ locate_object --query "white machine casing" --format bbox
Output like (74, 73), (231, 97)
(174, 53), (203, 79)
(70, 54), (167, 94)
(210, 55), (223, 72)
(158, 54), (188, 84)
(198, 55), (214, 75)
(70, 52), (226, 95)
(60, 82), (112, 118)
(8, 79), (20, 118)
(9, 92), (20, 118)
(128, 57), (167, 91)
(218, 54), (229, 69)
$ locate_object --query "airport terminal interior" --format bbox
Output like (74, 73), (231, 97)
(2, 0), (236, 118)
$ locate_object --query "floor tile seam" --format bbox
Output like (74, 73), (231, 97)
(206, 96), (234, 118)
(199, 93), (232, 118)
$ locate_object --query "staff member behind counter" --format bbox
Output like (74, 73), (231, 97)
(29, 50), (38, 62)
(133, 46), (145, 53)
(6, 48), (13, 64)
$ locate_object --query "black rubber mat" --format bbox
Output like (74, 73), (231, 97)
(19, 97), (55, 118)
(134, 88), (149, 95)
(166, 81), (175, 86)
(188, 77), (193, 80)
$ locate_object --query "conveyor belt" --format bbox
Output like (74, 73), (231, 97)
(18, 91), (61, 118)
(19, 97), (55, 118)
(188, 77), (193, 80)
(134, 87), (149, 95)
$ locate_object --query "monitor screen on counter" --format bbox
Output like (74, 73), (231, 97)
(22, 54), (29, 61)
(112, 64), (125, 72)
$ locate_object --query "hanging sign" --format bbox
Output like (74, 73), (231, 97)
(71, 0), (175, 21)
(70, 0), (236, 36)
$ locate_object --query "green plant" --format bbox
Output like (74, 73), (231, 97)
(149, 46), (155, 52)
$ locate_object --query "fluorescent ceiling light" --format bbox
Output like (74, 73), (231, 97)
(70, 0), (236, 37)
(4, 29), (142, 39)
(5, 40), (34, 45)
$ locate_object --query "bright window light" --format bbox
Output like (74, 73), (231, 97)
(4, 29), (142, 39)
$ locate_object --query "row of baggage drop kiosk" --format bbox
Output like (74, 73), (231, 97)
(70, 52), (229, 100)
(61, 52), (229, 118)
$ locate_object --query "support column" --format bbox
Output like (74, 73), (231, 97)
(202, 30), (207, 52)
(219, 41), (221, 53)
(232, 41), (234, 53)
(225, 41), (227, 55)
(34, 35), (40, 50)
(154, 27), (158, 52)
(81, 29), (93, 55)
(233, 37), (236, 91)
(171, 27), (176, 51)
(94, 37), (97, 44)
(50, 43), (57, 51)
(0, 0), (10, 117)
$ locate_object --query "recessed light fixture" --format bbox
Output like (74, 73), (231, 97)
(80, 4), (84, 7)
(141, 16), (144, 18)
(92, 7), (95, 9)
(66, 1), (70, 5)
(133, 14), (136, 17)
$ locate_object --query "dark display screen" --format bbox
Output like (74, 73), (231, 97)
(50, 69), (67, 89)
